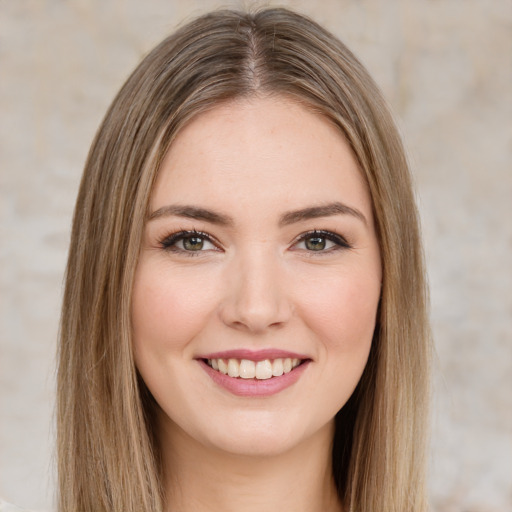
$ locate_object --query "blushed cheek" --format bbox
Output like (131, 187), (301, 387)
(131, 266), (219, 358)
(302, 276), (380, 353)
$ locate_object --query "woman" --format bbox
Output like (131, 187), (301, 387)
(57, 7), (431, 512)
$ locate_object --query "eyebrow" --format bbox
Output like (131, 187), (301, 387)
(148, 201), (367, 226)
(148, 205), (234, 225)
(278, 202), (367, 227)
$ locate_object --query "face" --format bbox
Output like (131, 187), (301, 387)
(132, 96), (381, 457)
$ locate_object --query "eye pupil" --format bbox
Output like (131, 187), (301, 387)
(305, 236), (326, 251)
(183, 236), (204, 251)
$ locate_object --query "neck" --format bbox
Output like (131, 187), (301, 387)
(158, 417), (342, 512)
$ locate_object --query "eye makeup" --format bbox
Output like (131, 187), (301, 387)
(158, 228), (352, 257)
(159, 229), (220, 254)
(291, 229), (352, 253)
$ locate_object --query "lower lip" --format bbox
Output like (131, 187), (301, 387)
(198, 359), (310, 397)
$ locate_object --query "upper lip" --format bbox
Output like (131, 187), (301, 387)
(196, 348), (310, 362)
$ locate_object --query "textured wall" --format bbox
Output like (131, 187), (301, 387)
(1, 1), (511, 510)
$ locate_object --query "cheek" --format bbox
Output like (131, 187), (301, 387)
(297, 268), (380, 355)
(131, 263), (217, 359)
(290, 267), (380, 418)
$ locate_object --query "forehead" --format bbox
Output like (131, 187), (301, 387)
(151, 96), (372, 222)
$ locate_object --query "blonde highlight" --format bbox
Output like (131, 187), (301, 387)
(58, 8), (431, 511)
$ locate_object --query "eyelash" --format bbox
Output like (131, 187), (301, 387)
(292, 230), (352, 253)
(159, 229), (351, 255)
(160, 230), (219, 256)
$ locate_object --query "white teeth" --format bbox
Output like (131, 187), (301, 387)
(272, 358), (284, 376)
(218, 359), (228, 375)
(255, 360), (273, 380)
(207, 357), (304, 379)
(239, 359), (256, 379)
(227, 359), (239, 377)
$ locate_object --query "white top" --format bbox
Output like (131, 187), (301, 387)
(0, 499), (32, 512)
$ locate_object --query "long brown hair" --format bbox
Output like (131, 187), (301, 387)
(58, 7), (431, 511)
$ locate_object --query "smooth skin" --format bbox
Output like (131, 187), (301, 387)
(132, 95), (382, 512)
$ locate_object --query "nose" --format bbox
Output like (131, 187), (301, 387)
(219, 248), (293, 334)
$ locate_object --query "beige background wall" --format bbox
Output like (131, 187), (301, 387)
(1, 1), (511, 511)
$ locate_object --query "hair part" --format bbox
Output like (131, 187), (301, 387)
(58, 7), (431, 511)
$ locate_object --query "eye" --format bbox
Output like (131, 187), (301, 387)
(292, 230), (351, 252)
(160, 230), (218, 253)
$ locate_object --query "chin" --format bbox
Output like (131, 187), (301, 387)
(211, 432), (295, 458)
(201, 413), (332, 459)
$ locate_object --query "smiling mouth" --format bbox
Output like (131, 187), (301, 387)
(204, 357), (304, 380)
